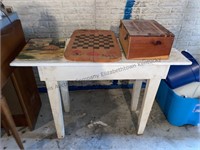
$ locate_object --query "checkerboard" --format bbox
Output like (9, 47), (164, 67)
(64, 30), (121, 62)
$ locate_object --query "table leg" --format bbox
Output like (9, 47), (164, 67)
(137, 78), (161, 134)
(131, 80), (143, 111)
(59, 81), (70, 112)
(45, 81), (65, 139)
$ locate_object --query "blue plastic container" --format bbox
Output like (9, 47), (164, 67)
(166, 51), (199, 89)
(156, 80), (200, 126)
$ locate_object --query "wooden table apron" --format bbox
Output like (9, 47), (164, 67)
(10, 38), (191, 139)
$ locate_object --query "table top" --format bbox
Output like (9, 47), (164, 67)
(10, 38), (191, 67)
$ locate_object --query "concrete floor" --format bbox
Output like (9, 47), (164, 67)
(1, 89), (200, 150)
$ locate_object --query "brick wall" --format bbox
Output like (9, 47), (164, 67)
(4, 0), (200, 87)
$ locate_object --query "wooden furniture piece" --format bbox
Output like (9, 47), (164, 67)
(119, 20), (174, 59)
(10, 38), (191, 139)
(1, 19), (41, 129)
(1, 95), (24, 149)
(64, 30), (122, 62)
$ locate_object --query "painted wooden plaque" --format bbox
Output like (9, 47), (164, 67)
(17, 39), (65, 60)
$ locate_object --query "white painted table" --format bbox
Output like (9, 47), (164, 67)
(10, 39), (191, 138)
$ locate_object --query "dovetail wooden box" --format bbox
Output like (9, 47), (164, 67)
(119, 20), (175, 59)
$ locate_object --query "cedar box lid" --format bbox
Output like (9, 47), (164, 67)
(121, 19), (174, 37)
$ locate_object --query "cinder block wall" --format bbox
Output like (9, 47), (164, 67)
(4, 0), (200, 87)
(3, 0), (126, 38)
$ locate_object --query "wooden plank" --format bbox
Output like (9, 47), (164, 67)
(122, 20), (174, 37)
(151, 20), (174, 37)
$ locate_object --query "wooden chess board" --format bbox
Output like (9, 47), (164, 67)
(64, 30), (122, 62)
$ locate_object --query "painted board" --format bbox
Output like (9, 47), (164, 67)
(17, 39), (65, 60)
(64, 30), (122, 62)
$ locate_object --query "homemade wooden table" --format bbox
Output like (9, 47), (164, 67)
(10, 38), (191, 139)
